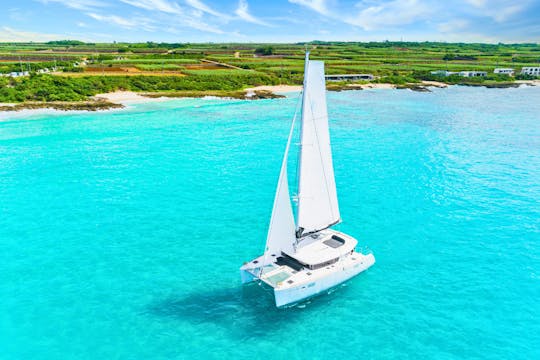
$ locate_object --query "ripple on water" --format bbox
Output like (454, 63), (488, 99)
(1, 87), (539, 359)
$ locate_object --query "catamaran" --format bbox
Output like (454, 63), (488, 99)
(240, 52), (375, 308)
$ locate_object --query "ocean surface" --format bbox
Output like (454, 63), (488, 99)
(1, 86), (539, 359)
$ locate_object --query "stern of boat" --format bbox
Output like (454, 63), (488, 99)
(273, 250), (375, 308)
(240, 267), (257, 284)
(240, 255), (267, 284)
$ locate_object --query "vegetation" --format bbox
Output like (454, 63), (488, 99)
(46, 40), (86, 46)
(134, 64), (184, 71)
(0, 72), (276, 102)
(0, 41), (538, 104)
(254, 46), (274, 56)
(103, 58), (198, 64)
(443, 54), (477, 61)
(0, 101), (122, 112)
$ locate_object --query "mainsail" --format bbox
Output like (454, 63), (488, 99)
(296, 54), (340, 237)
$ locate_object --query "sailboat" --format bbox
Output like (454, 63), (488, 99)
(240, 52), (375, 308)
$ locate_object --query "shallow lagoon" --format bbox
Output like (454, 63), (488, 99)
(1, 86), (539, 359)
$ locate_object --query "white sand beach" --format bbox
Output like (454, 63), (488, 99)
(246, 83), (402, 93)
(93, 91), (164, 104)
(244, 85), (303, 93)
(516, 80), (540, 86)
(421, 81), (449, 87)
(354, 83), (396, 89)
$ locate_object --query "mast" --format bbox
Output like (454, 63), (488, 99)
(296, 52), (340, 239)
(295, 51), (310, 238)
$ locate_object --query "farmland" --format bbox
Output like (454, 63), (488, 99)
(0, 40), (539, 106)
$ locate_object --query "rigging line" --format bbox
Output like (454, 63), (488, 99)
(294, 89), (303, 209)
(297, 219), (341, 239)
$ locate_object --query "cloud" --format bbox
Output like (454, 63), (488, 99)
(183, 18), (225, 33)
(185, 0), (227, 18)
(288, 0), (329, 16)
(437, 19), (469, 33)
(0, 26), (63, 42)
(345, 0), (433, 30)
(37, 0), (106, 11)
(288, 0), (433, 30)
(22, 0), (540, 41)
(464, 0), (527, 22)
(119, 0), (226, 32)
(119, 0), (183, 14)
(433, 31), (500, 43)
(86, 13), (156, 31)
(465, 0), (486, 7)
(86, 13), (138, 28)
(235, 0), (271, 26)
(489, 4), (524, 22)
(118, 0), (226, 33)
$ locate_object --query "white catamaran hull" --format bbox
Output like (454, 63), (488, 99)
(274, 253), (375, 307)
(241, 233), (375, 309)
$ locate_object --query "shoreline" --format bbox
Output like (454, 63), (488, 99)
(1, 80), (538, 116)
(94, 91), (154, 104)
(0, 100), (123, 112)
(244, 85), (303, 94)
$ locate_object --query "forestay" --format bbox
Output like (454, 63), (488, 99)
(296, 57), (340, 236)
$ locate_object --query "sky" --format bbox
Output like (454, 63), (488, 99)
(1, 0), (539, 43)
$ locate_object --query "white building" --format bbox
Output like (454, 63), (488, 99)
(430, 70), (487, 77)
(521, 67), (540, 76)
(459, 71), (487, 77)
(494, 68), (514, 76)
(325, 73), (374, 81)
(430, 70), (456, 76)
(7, 71), (30, 77)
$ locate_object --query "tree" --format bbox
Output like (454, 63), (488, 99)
(254, 46), (273, 56)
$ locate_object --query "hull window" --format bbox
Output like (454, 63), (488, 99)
(309, 257), (339, 270)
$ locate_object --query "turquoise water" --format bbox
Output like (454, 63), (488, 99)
(1, 86), (539, 359)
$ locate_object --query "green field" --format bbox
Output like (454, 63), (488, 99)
(0, 40), (538, 103)
(104, 58), (199, 65)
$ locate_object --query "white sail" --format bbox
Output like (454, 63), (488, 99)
(264, 115), (297, 258)
(296, 55), (340, 236)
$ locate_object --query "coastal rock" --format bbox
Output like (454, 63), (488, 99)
(245, 90), (285, 99)
(0, 101), (124, 112)
(396, 84), (432, 92)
